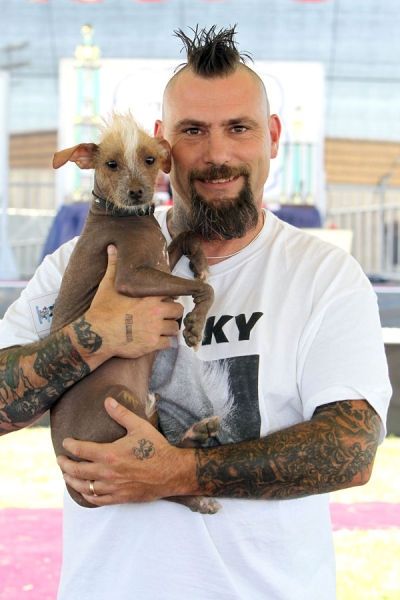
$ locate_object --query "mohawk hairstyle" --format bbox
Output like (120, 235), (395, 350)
(174, 25), (252, 77)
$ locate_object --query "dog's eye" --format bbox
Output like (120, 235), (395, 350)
(145, 156), (155, 166)
(106, 160), (118, 170)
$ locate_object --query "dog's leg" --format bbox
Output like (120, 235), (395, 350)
(169, 233), (212, 346)
(181, 286), (213, 348)
(168, 232), (208, 280)
(164, 416), (222, 514)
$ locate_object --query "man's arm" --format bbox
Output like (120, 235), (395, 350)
(0, 318), (103, 434)
(0, 246), (183, 435)
(193, 399), (381, 499)
(58, 397), (381, 506)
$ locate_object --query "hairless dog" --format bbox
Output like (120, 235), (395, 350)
(50, 114), (220, 512)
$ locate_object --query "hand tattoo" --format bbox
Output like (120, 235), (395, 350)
(133, 438), (155, 460)
(125, 314), (133, 343)
(194, 400), (381, 500)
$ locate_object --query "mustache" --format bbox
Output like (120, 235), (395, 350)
(189, 164), (250, 183)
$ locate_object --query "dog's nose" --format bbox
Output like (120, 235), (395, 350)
(129, 189), (144, 201)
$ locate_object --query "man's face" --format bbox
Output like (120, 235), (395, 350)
(157, 67), (280, 239)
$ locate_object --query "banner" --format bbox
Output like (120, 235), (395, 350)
(57, 58), (325, 211)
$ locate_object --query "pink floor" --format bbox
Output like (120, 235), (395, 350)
(0, 509), (61, 600)
(1, 503), (399, 600)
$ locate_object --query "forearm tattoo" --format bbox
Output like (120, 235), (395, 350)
(73, 317), (102, 353)
(195, 400), (381, 500)
(0, 328), (93, 433)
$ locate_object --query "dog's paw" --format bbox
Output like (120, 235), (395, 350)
(182, 312), (203, 348)
(183, 331), (201, 349)
(187, 497), (221, 514)
(189, 260), (208, 280)
(180, 416), (220, 446)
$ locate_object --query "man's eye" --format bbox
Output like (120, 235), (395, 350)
(184, 128), (201, 136)
(105, 160), (118, 170)
(145, 156), (155, 165)
(232, 125), (247, 133)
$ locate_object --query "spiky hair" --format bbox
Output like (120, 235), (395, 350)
(174, 25), (252, 77)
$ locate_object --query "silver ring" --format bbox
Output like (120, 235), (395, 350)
(89, 480), (97, 496)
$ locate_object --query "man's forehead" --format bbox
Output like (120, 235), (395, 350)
(172, 116), (262, 130)
(162, 67), (269, 121)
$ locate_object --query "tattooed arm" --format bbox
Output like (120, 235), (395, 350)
(58, 398), (381, 506)
(0, 246), (183, 435)
(193, 399), (381, 499)
(0, 318), (104, 434)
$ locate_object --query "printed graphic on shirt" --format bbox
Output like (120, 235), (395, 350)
(150, 345), (261, 445)
(28, 292), (58, 338)
(202, 311), (263, 345)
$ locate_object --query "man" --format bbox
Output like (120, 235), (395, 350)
(0, 26), (391, 600)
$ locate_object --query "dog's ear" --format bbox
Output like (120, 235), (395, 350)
(157, 139), (171, 174)
(52, 143), (99, 169)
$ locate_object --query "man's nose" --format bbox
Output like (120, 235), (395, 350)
(203, 132), (230, 165)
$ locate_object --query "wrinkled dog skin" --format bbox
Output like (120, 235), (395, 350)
(50, 113), (220, 513)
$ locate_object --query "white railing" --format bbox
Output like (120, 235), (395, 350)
(5, 179), (400, 281)
(327, 202), (400, 279)
(10, 239), (44, 279)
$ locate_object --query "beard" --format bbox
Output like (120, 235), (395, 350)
(173, 165), (259, 241)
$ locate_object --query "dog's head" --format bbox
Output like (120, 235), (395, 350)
(53, 113), (171, 211)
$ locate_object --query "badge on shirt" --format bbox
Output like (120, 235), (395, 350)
(29, 292), (58, 338)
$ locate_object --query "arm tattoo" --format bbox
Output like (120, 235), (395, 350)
(73, 316), (102, 353)
(125, 314), (133, 343)
(195, 400), (381, 500)
(0, 329), (92, 434)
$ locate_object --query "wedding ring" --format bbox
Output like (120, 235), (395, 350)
(89, 480), (97, 496)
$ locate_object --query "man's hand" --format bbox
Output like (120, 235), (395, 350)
(0, 246), (183, 434)
(57, 398), (381, 507)
(81, 245), (184, 363)
(57, 397), (196, 506)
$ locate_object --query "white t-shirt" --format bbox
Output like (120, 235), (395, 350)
(0, 209), (391, 600)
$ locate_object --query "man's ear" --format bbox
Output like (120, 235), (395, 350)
(154, 121), (171, 172)
(269, 115), (282, 159)
(52, 143), (99, 169)
(154, 119), (163, 138)
(157, 138), (171, 174)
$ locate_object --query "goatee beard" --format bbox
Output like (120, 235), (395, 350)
(174, 165), (259, 241)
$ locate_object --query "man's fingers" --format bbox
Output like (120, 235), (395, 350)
(104, 397), (145, 431)
(157, 336), (176, 351)
(164, 300), (184, 320)
(102, 244), (118, 283)
(161, 319), (180, 336)
(81, 493), (115, 506)
(62, 437), (110, 463)
(62, 472), (114, 498)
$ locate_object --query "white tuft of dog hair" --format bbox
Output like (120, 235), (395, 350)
(99, 112), (153, 171)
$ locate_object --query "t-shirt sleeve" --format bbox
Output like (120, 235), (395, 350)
(0, 238), (77, 349)
(297, 269), (392, 441)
